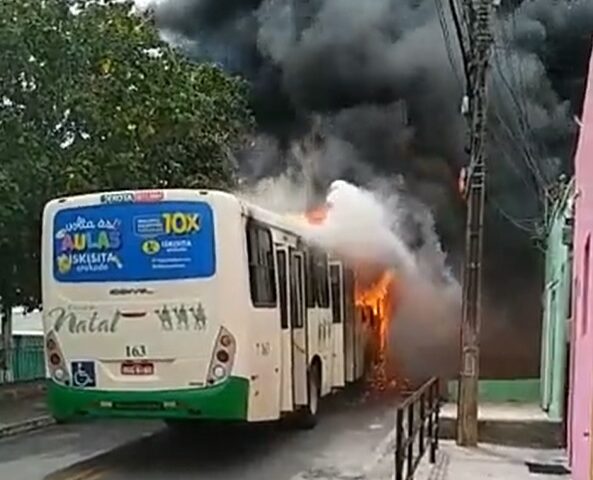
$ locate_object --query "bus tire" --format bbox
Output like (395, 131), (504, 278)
(296, 363), (321, 430)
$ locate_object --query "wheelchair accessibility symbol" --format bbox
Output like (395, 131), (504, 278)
(71, 361), (97, 388)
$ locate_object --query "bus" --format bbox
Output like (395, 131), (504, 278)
(41, 189), (372, 428)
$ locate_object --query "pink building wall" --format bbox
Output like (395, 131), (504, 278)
(569, 42), (593, 480)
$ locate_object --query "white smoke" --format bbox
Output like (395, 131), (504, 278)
(237, 175), (461, 386)
(305, 180), (416, 274)
(237, 175), (461, 292)
(236, 171), (310, 214)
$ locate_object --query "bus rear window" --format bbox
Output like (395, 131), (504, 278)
(52, 201), (215, 283)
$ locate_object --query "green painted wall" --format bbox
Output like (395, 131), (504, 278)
(540, 179), (573, 421)
(447, 379), (540, 403)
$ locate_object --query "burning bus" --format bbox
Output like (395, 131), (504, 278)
(41, 188), (396, 429)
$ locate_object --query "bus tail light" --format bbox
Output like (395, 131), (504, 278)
(216, 350), (229, 363)
(45, 331), (70, 385)
(206, 327), (236, 385)
(49, 353), (61, 366)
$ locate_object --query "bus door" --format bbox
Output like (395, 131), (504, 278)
(357, 307), (372, 379)
(329, 263), (345, 388)
(289, 249), (308, 407)
(275, 248), (293, 413)
(343, 269), (356, 383)
(353, 306), (366, 381)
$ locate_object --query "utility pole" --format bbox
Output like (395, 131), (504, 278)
(454, 0), (494, 446)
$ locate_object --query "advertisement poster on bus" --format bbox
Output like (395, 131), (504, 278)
(53, 201), (216, 282)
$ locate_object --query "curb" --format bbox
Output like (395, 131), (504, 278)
(0, 415), (56, 439)
(0, 380), (47, 403)
(438, 416), (563, 449)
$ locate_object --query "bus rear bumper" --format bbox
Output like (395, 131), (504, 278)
(47, 377), (249, 422)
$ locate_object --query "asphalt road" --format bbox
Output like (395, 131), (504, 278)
(0, 388), (400, 480)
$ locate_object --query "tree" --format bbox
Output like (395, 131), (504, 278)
(0, 0), (254, 313)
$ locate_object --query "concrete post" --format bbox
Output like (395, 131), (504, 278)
(0, 305), (13, 383)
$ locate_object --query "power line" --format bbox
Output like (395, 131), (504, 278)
(489, 99), (548, 195)
(492, 14), (552, 196)
(492, 198), (540, 234)
(488, 115), (541, 198)
(434, 0), (465, 88)
(436, 0), (471, 88)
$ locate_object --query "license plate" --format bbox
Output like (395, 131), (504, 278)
(121, 361), (154, 376)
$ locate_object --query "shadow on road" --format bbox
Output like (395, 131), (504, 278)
(124, 422), (294, 470)
(45, 421), (302, 480)
(45, 385), (402, 480)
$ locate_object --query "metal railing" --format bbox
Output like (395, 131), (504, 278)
(0, 335), (46, 384)
(395, 377), (440, 480)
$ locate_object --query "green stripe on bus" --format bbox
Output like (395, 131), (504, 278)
(47, 377), (249, 422)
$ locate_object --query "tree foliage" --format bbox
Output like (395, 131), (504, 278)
(0, 0), (254, 308)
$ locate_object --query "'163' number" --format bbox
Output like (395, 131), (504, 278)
(125, 345), (147, 358)
(162, 212), (200, 235)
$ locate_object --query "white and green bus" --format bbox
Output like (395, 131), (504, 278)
(41, 189), (372, 428)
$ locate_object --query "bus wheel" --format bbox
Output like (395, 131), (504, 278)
(296, 363), (321, 430)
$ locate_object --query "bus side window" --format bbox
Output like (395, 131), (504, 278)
(315, 250), (330, 308)
(246, 220), (277, 307)
(321, 254), (330, 308)
(289, 253), (304, 328)
(276, 250), (288, 329)
(305, 250), (316, 309)
(330, 265), (342, 324)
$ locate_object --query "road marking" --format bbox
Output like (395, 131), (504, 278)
(47, 428), (159, 480)
(81, 471), (106, 480)
(48, 464), (108, 480)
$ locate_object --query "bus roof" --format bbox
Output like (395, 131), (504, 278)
(44, 188), (349, 273)
(45, 188), (308, 239)
(239, 200), (307, 236)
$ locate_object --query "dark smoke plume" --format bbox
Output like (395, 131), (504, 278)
(153, 0), (467, 248)
(147, 0), (593, 377)
(149, 0), (590, 233)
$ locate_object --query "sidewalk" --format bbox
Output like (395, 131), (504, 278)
(0, 383), (54, 438)
(438, 402), (563, 448)
(369, 440), (570, 479)
(414, 441), (570, 480)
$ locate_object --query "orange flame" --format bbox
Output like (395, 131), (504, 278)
(302, 204), (401, 390)
(304, 203), (330, 224)
(355, 270), (398, 354)
(458, 167), (467, 198)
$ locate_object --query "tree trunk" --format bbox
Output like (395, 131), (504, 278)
(0, 304), (13, 383)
